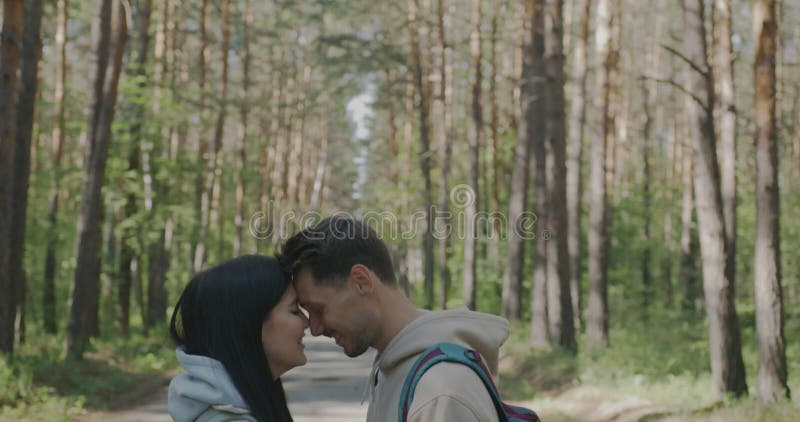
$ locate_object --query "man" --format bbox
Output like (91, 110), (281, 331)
(278, 216), (509, 422)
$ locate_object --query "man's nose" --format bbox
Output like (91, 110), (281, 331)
(309, 316), (324, 336)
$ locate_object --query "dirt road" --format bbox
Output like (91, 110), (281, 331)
(87, 335), (373, 421)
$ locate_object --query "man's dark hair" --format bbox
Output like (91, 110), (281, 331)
(278, 216), (397, 287)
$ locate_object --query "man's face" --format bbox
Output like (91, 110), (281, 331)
(292, 268), (378, 357)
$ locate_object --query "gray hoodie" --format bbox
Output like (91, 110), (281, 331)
(168, 347), (254, 422)
(365, 308), (510, 422)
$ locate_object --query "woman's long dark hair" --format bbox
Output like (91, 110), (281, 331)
(170, 255), (293, 422)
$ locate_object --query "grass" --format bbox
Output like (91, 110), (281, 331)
(499, 309), (800, 421)
(0, 327), (178, 421)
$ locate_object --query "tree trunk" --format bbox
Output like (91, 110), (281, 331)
(753, 0), (790, 402)
(505, 0), (538, 322)
(679, 124), (699, 312)
(191, 0), (210, 274)
(9, 0), (45, 349)
(208, 0), (231, 262)
(462, 0), (481, 311)
(586, 0), (615, 349)
(640, 0), (662, 314)
(43, 0), (69, 335)
(435, 0), (453, 311)
(234, 0), (251, 257)
(641, 81), (653, 314)
(566, 0), (590, 332)
(712, 0), (737, 295)
(544, 0), (576, 352)
(531, 0), (549, 345)
(681, 0), (747, 397)
(66, 0), (127, 360)
(0, 0), (24, 355)
(489, 9), (501, 240)
(409, 0), (436, 310)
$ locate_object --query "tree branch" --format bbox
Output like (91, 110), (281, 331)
(661, 44), (708, 80)
(639, 75), (708, 112)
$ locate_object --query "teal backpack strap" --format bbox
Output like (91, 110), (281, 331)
(397, 342), (508, 422)
(398, 343), (540, 422)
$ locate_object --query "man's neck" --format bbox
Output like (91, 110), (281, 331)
(374, 290), (423, 353)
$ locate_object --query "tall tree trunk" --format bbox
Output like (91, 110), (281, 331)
(681, 0), (747, 397)
(640, 0), (661, 315)
(234, 0), (251, 257)
(489, 8), (501, 241)
(9, 0), (45, 348)
(66, 0), (127, 360)
(566, 0), (590, 332)
(463, 0), (481, 311)
(208, 0), (231, 262)
(532, 0), (550, 345)
(435, 0), (453, 311)
(145, 0), (175, 328)
(505, 0), (537, 322)
(586, 0), (615, 349)
(117, 0), (151, 334)
(191, 0), (210, 273)
(409, 0), (435, 309)
(0, 0), (24, 355)
(712, 0), (737, 294)
(753, 0), (790, 402)
(544, 0), (576, 352)
(679, 124), (699, 312)
(43, 0), (69, 334)
(641, 82), (653, 314)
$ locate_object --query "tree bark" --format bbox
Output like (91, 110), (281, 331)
(409, 0), (436, 310)
(208, 0), (231, 262)
(679, 122), (699, 312)
(681, 0), (747, 397)
(532, 0), (550, 345)
(66, 0), (128, 360)
(586, 0), (615, 349)
(43, 0), (69, 334)
(544, 0), (576, 352)
(234, 0), (251, 257)
(753, 0), (790, 402)
(712, 0), (737, 295)
(435, 0), (454, 311)
(463, 0), (481, 311)
(566, 0), (590, 332)
(505, 0), (538, 322)
(0, 0), (24, 355)
(9, 0), (44, 348)
(191, 0), (210, 273)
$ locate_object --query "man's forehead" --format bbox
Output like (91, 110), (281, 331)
(292, 269), (324, 301)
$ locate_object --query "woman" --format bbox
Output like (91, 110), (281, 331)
(168, 255), (308, 422)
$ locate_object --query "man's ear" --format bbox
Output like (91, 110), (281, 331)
(349, 264), (376, 295)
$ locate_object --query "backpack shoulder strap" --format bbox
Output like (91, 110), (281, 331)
(397, 342), (508, 422)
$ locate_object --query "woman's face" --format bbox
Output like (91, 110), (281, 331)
(262, 284), (309, 379)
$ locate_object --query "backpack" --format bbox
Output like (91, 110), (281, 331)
(398, 342), (540, 422)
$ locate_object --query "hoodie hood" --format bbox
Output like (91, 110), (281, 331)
(363, 308), (510, 421)
(377, 307), (509, 375)
(168, 347), (250, 421)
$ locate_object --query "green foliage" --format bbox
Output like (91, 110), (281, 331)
(0, 328), (177, 420)
(500, 312), (800, 419)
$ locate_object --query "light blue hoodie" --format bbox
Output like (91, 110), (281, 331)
(168, 346), (254, 422)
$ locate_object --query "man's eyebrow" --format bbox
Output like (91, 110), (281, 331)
(299, 301), (321, 310)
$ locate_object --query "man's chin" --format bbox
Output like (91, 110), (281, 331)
(344, 345), (369, 358)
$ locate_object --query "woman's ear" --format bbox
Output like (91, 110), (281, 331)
(349, 264), (375, 295)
